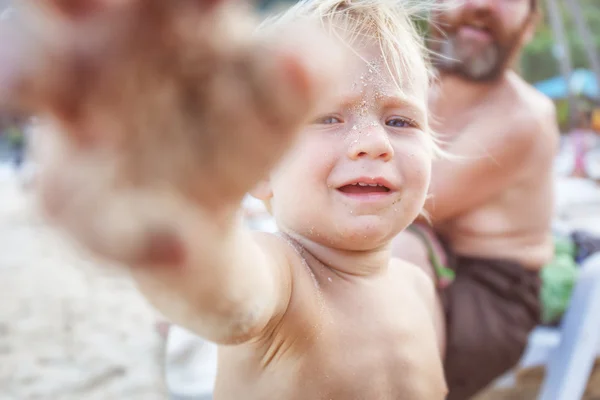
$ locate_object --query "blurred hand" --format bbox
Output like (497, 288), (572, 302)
(0, 0), (343, 265)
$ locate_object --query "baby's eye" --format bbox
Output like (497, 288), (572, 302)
(386, 117), (418, 129)
(314, 115), (342, 125)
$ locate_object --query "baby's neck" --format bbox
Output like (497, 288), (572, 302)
(285, 232), (391, 278)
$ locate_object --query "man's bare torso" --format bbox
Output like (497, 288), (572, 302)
(433, 72), (559, 269)
(213, 236), (446, 400)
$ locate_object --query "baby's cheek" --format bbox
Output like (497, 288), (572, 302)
(415, 160), (432, 192)
(401, 144), (430, 182)
(398, 152), (430, 208)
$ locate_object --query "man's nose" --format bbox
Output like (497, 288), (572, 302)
(348, 125), (394, 161)
(465, 0), (496, 12)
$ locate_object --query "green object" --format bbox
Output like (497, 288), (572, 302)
(406, 225), (455, 287)
(540, 239), (579, 325)
(554, 236), (577, 259)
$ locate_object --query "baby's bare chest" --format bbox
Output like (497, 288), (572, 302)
(216, 278), (445, 400)
(310, 283), (439, 374)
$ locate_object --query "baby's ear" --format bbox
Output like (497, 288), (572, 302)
(249, 180), (272, 202)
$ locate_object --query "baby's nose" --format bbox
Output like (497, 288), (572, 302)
(348, 127), (394, 161)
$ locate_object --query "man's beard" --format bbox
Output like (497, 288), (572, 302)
(429, 26), (525, 82)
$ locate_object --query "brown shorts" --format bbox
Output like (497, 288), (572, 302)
(441, 255), (541, 400)
(407, 225), (542, 399)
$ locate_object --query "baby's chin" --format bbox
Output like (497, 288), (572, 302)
(295, 219), (404, 251)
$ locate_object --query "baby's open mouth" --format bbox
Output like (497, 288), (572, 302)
(338, 182), (391, 194)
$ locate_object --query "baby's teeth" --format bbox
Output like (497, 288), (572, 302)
(354, 182), (382, 187)
(351, 182), (384, 187)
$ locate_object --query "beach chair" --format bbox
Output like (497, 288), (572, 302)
(518, 252), (600, 400)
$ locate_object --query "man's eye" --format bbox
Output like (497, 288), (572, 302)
(386, 117), (418, 129)
(314, 115), (342, 125)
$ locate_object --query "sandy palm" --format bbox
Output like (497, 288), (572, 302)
(0, 0), (342, 265)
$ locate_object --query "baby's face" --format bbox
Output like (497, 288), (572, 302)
(267, 44), (432, 251)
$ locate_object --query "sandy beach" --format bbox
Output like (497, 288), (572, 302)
(0, 166), (166, 400)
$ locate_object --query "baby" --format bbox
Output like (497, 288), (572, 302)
(3, 0), (446, 398)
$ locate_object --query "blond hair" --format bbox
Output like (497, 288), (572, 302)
(261, 0), (446, 158)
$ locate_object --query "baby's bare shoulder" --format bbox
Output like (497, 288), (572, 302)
(246, 233), (327, 349)
(249, 232), (318, 281)
(390, 257), (435, 286)
(389, 258), (436, 305)
(250, 231), (323, 305)
(251, 231), (297, 264)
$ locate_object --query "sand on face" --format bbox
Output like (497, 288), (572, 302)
(0, 165), (167, 400)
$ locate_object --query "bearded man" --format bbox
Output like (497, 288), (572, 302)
(392, 0), (561, 398)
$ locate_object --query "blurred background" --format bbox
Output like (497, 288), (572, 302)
(0, 0), (599, 399)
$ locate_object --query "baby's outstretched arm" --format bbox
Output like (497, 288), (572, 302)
(1, 0), (342, 344)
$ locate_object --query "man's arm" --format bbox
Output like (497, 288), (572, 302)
(425, 105), (557, 223)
